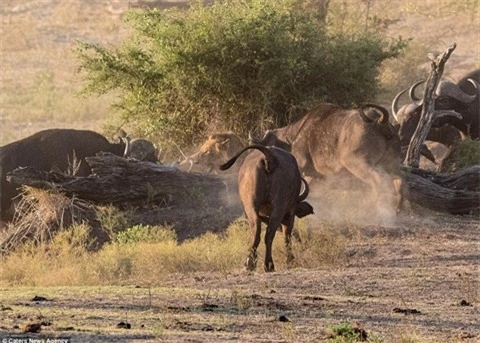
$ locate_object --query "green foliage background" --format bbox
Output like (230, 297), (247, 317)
(77, 0), (405, 154)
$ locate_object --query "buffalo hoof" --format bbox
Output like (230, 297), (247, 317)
(264, 262), (275, 273)
(245, 256), (257, 271)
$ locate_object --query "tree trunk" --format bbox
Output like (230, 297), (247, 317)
(404, 165), (480, 192)
(404, 43), (457, 167)
(7, 153), (238, 208)
(402, 168), (479, 215)
(7, 153), (479, 216)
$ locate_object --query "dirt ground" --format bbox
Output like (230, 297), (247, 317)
(0, 210), (478, 343)
(0, 2), (479, 342)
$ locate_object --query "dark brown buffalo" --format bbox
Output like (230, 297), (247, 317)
(0, 129), (156, 224)
(251, 103), (404, 213)
(392, 70), (480, 162)
(128, 138), (158, 163)
(220, 144), (313, 272)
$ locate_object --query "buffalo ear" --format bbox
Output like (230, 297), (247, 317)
(219, 138), (230, 146)
(248, 131), (256, 144)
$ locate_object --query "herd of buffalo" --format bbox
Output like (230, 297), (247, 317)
(0, 68), (478, 271)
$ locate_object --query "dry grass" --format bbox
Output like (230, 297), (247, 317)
(0, 216), (351, 286)
(0, 209), (478, 342)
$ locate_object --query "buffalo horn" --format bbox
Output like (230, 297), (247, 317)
(122, 136), (131, 157)
(391, 86), (409, 123)
(298, 178), (310, 202)
(409, 80), (425, 105)
(436, 80), (477, 103)
(432, 110), (463, 120)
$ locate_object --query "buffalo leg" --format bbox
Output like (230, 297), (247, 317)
(264, 213), (284, 272)
(393, 176), (405, 212)
(245, 209), (262, 271)
(281, 213), (295, 266)
(343, 159), (396, 217)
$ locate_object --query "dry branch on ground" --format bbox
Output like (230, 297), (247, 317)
(7, 152), (238, 207)
(402, 166), (480, 215)
(5, 153), (479, 224)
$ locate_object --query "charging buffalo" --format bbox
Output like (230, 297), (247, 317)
(250, 103), (404, 214)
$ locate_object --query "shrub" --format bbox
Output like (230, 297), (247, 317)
(76, 0), (404, 156)
(440, 138), (480, 172)
(115, 224), (177, 244)
(326, 322), (381, 343)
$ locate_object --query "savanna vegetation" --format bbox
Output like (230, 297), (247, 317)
(1, 1), (479, 342)
(76, 0), (406, 153)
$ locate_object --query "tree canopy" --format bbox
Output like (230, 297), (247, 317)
(76, 0), (405, 153)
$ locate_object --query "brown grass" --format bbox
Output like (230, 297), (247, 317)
(0, 216), (351, 286)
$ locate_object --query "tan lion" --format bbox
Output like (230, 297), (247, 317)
(178, 132), (245, 174)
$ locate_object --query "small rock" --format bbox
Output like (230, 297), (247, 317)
(24, 323), (42, 333)
(31, 296), (48, 302)
(459, 299), (472, 307)
(278, 315), (290, 322)
(116, 321), (131, 329)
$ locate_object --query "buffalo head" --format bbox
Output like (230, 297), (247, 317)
(129, 138), (158, 163)
(392, 71), (480, 164)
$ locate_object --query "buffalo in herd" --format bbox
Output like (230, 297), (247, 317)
(1, 68), (478, 272)
(392, 68), (479, 162)
(0, 129), (157, 225)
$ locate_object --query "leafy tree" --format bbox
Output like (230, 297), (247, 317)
(76, 0), (405, 155)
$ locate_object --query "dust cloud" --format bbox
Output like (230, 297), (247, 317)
(306, 174), (398, 228)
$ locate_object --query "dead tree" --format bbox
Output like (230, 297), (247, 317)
(6, 153), (238, 208)
(6, 152), (479, 216)
(403, 171), (479, 215)
(404, 43), (459, 168)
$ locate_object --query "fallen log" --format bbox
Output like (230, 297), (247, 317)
(2, 153), (242, 255)
(404, 165), (480, 192)
(7, 153), (479, 216)
(402, 168), (480, 215)
(7, 152), (238, 208)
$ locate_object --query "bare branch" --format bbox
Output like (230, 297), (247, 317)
(404, 43), (457, 167)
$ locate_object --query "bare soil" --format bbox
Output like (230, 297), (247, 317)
(1, 211), (478, 342)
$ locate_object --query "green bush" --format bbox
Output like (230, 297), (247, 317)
(440, 138), (480, 172)
(115, 224), (177, 244)
(76, 0), (404, 155)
